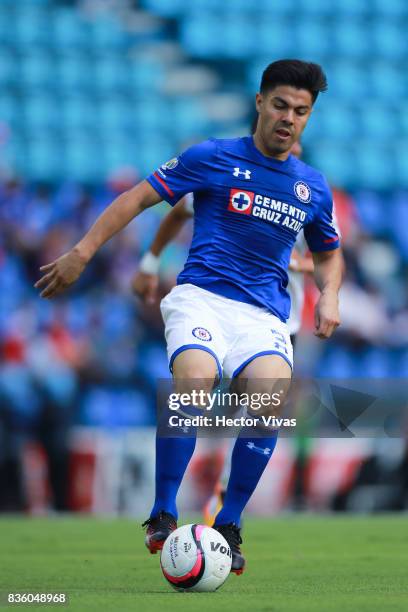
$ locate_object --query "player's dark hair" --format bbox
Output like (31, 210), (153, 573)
(260, 59), (327, 103)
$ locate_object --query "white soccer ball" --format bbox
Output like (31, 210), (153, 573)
(160, 524), (232, 592)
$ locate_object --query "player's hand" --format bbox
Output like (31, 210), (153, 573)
(35, 248), (88, 299)
(131, 271), (159, 304)
(314, 291), (340, 339)
(288, 250), (314, 273)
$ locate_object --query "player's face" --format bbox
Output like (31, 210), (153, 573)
(254, 86), (312, 160)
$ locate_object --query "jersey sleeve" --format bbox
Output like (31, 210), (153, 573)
(146, 139), (216, 206)
(304, 179), (340, 252)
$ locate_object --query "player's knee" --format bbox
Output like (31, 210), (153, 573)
(172, 349), (218, 388)
(173, 375), (215, 399)
(235, 379), (291, 418)
(173, 362), (217, 399)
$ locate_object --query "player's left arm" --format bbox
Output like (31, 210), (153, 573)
(311, 247), (343, 339)
(303, 179), (344, 339)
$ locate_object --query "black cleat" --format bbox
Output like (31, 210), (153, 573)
(142, 511), (177, 554)
(213, 523), (245, 575)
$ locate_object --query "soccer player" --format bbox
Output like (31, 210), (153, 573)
(35, 60), (342, 575)
(131, 140), (314, 525)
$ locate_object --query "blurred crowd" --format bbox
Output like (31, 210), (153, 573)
(1, 162), (408, 512)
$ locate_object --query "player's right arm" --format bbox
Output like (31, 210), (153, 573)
(35, 139), (214, 299)
(35, 180), (162, 299)
(131, 197), (192, 304)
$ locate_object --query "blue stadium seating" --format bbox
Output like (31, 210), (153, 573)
(354, 191), (387, 236)
(52, 9), (90, 51)
(373, 0), (407, 17)
(56, 55), (93, 94)
(333, 21), (371, 59)
(372, 22), (407, 60)
(308, 144), (353, 186)
(0, 0), (406, 192)
(293, 20), (331, 60)
(357, 146), (394, 190)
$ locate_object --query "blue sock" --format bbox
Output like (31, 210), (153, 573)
(150, 404), (197, 520)
(214, 427), (278, 527)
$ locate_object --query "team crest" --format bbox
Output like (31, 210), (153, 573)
(162, 157), (179, 170)
(294, 181), (311, 203)
(228, 189), (254, 215)
(192, 327), (212, 341)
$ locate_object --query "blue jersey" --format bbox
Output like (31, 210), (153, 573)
(147, 136), (339, 322)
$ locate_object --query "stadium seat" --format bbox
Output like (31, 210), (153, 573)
(371, 22), (406, 60)
(23, 94), (59, 131)
(394, 146), (408, 189)
(356, 146), (393, 190)
(333, 0), (368, 17)
(63, 137), (102, 182)
(52, 9), (90, 51)
(98, 98), (134, 135)
(333, 21), (370, 59)
(369, 63), (405, 100)
(180, 17), (222, 58)
(141, 0), (186, 17)
(168, 97), (208, 139)
(358, 104), (397, 141)
(19, 52), (55, 91)
(293, 20), (330, 59)
(255, 20), (294, 57)
(93, 56), (129, 95)
(298, 0), (333, 16)
(308, 143), (353, 187)
(135, 140), (174, 176)
(329, 63), (369, 101)
(0, 94), (17, 130)
(319, 106), (356, 142)
(221, 17), (255, 58)
(56, 55), (93, 94)
(372, 0), (406, 17)
(88, 18), (128, 52)
(128, 58), (164, 92)
(133, 102), (167, 136)
(257, 0), (298, 15)
(61, 96), (97, 132)
(25, 137), (61, 180)
(14, 8), (49, 48)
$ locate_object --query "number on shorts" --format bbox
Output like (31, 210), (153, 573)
(271, 329), (288, 355)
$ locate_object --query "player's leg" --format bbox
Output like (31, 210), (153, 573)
(214, 354), (292, 573)
(144, 348), (218, 553)
(144, 284), (226, 551)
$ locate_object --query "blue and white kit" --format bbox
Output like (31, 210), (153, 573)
(147, 136), (340, 376)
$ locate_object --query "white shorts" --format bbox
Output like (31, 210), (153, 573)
(160, 284), (293, 379)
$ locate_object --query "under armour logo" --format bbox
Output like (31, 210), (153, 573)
(246, 442), (271, 456)
(233, 167), (251, 180)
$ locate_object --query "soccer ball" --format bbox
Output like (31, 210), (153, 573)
(160, 524), (232, 592)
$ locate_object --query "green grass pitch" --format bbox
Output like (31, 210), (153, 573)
(0, 516), (407, 611)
